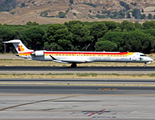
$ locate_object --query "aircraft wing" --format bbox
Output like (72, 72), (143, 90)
(49, 55), (93, 63)
(60, 59), (88, 63)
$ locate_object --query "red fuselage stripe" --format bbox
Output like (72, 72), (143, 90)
(18, 51), (132, 56)
(45, 52), (129, 55)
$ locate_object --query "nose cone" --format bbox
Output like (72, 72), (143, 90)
(148, 57), (153, 62)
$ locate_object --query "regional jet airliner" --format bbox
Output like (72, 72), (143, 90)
(4, 40), (153, 67)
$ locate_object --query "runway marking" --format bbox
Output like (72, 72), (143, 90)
(112, 88), (118, 90)
(1, 83), (155, 87)
(102, 88), (111, 92)
(0, 95), (78, 111)
(87, 109), (106, 117)
(98, 88), (102, 90)
(98, 87), (118, 92)
(98, 88), (118, 92)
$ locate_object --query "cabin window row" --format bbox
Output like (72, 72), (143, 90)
(50, 54), (128, 57)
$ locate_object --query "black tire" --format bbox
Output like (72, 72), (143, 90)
(71, 63), (77, 67)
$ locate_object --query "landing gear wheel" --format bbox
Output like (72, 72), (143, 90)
(144, 62), (146, 67)
(71, 63), (77, 68)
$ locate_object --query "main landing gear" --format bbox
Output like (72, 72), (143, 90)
(71, 63), (77, 68)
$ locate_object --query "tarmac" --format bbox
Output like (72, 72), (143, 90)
(0, 79), (155, 120)
(0, 94), (155, 120)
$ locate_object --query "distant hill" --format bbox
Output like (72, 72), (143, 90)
(0, 0), (155, 24)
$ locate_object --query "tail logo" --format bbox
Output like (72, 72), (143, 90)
(17, 45), (24, 51)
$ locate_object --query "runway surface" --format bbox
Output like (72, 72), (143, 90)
(1, 79), (155, 120)
(1, 79), (155, 95)
(0, 66), (155, 71)
(1, 85), (155, 94)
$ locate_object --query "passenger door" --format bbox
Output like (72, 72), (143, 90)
(132, 56), (136, 61)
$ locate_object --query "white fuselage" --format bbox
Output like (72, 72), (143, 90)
(21, 51), (153, 64)
(4, 40), (153, 67)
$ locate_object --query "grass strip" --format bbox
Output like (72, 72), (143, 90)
(0, 73), (155, 79)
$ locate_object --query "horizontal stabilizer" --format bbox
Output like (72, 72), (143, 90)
(3, 40), (21, 44)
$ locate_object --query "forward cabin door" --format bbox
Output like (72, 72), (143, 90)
(132, 56), (136, 61)
(132, 55), (139, 61)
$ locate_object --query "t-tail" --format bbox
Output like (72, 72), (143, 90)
(3, 39), (34, 59)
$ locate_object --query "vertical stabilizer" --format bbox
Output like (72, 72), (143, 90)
(3, 40), (34, 59)
(3, 39), (33, 53)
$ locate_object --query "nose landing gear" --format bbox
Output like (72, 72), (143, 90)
(144, 62), (146, 67)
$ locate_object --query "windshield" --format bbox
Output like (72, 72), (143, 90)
(140, 54), (147, 57)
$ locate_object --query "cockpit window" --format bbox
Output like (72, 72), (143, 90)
(140, 54), (147, 57)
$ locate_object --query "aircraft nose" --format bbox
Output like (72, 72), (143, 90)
(148, 57), (153, 62)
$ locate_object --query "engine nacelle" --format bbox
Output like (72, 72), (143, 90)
(33, 51), (44, 56)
